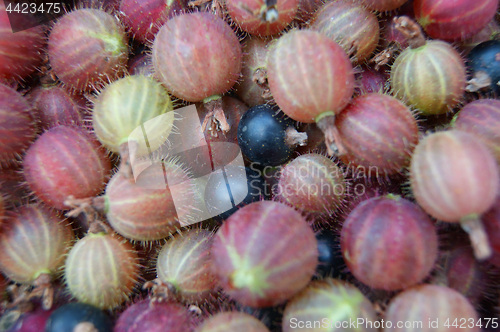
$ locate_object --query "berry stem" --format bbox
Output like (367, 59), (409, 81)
(460, 215), (492, 260)
(285, 127), (308, 147)
(87, 219), (113, 235)
(144, 278), (181, 302)
(32, 273), (54, 310)
(39, 73), (58, 87)
(316, 114), (345, 156)
(65, 196), (95, 217)
(201, 97), (230, 135)
(393, 16), (426, 49)
(371, 41), (401, 70)
(253, 68), (272, 100)
(119, 140), (139, 179)
(465, 71), (492, 92)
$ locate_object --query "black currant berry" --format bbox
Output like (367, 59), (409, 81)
(45, 303), (113, 332)
(237, 104), (307, 166)
(315, 230), (346, 279)
(467, 40), (500, 94)
(204, 166), (268, 220)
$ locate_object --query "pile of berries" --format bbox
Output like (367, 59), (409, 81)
(0, 0), (499, 331)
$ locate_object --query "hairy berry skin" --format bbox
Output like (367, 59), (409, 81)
(282, 279), (378, 332)
(28, 85), (83, 129)
(92, 75), (174, 156)
(0, 83), (37, 165)
(390, 40), (466, 115)
(119, 0), (186, 43)
(48, 9), (128, 91)
(410, 131), (499, 222)
(152, 12), (242, 102)
(103, 159), (197, 241)
(310, 0), (380, 63)
(114, 300), (193, 332)
(267, 30), (355, 123)
(275, 153), (346, 215)
(414, 0), (497, 41)
(23, 126), (112, 210)
(0, 3), (44, 82)
(453, 98), (500, 164)
(335, 93), (419, 174)
(211, 201), (318, 308)
(0, 205), (74, 284)
(341, 195), (438, 291)
(64, 233), (140, 309)
(156, 228), (217, 303)
(385, 285), (480, 332)
(226, 0), (299, 36)
(237, 105), (298, 166)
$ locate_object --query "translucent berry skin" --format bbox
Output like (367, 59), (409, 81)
(28, 85), (83, 130)
(341, 195), (438, 291)
(104, 160), (195, 241)
(0, 83), (37, 164)
(226, 0), (299, 36)
(211, 201), (318, 308)
(64, 232), (139, 309)
(282, 279), (378, 332)
(0, 3), (44, 82)
(310, 0), (380, 63)
(276, 153), (346, 215)
(453, 99), (500, 164)
(414, 0), (497, 41)
(385, 284), (480, 332)
(335, 93), (419, 175)
(152, 12), (242, 102)
(0, 205), (74, 284)
(92, 75), (174, 156)
(410, 131), (499, 222)
(156, 229), (217, 303)
(119, 0), (186, 44)
(45, 303), (112, 332)
(390, 40), (466, 115)
(23, 126), (112, 210)
(267, 30), (355, 123)
(114, 300), (193, 332)
(197, 312), (270, 332)
(48, 9), (128, 91)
